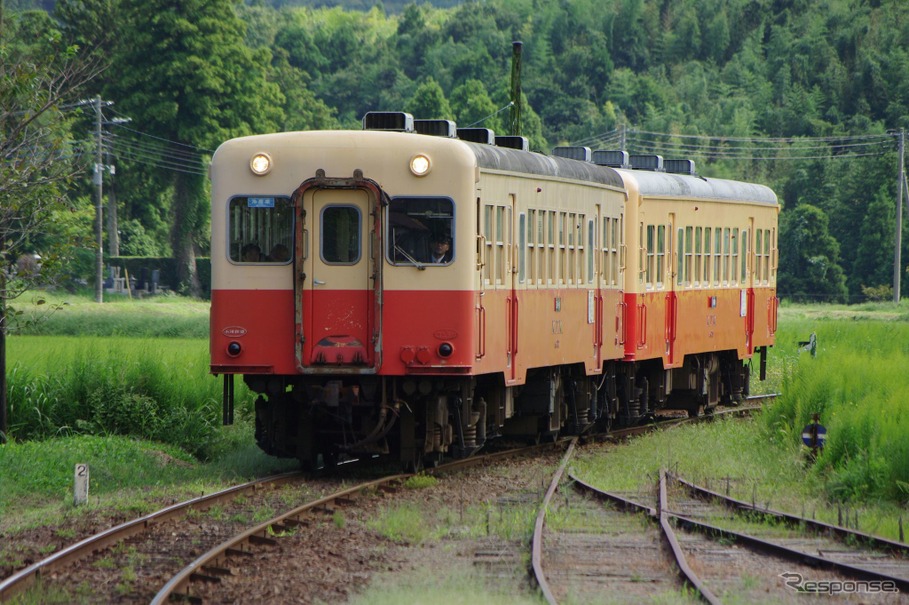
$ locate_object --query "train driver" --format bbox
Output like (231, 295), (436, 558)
(428, 233), (452, 263)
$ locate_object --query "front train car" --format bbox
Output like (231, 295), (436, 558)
(210, 122), (484, 469)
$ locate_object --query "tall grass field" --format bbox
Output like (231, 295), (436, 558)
(4, 292), (255, 460)
(760, 313), (909, 502)
(2, 293), (908, 522)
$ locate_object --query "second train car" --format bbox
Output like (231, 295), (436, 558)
(210, 112), (778, 469)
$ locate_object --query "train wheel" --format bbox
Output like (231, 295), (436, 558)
(404, 453), (424, 474)
(423, 452), (443, 469)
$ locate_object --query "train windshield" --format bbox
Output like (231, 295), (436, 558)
(387, 196), (454, 266)
(228, 196), (294, 264)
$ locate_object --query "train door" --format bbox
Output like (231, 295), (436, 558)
(744, 217), (755, 354)
(504, 197), (517, 383)
(476, 197), (486, 361)
(665, 212), (678, 365)
(592, 207), (603, 368)
(300, 188), (375, 367)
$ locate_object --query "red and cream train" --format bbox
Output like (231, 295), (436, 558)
(209, 112), (778, 469)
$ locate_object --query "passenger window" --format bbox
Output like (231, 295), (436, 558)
(656, 225), (665, 286)
(228, 196), (293, 264)
(321, 205), (361, 264)
(387, 197), (454, 266)
(519, 213), (526, 283)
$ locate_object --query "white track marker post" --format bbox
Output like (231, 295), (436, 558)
(74, 463), (89, 506)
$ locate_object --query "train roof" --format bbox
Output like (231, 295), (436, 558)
(465, 141), (626, 189)
(465, 142), (777, 206)
(617, 168), (779, 206)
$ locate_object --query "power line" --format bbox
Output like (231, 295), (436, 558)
(570, 126), (896, 161)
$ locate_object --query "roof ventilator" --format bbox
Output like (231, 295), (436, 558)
(414, 119), (457, 138)
(629, 154), (664, 172)
(664, 159), (697, 175)
(552, 146), (592, 162)
(457, 128), (496, 145)
(592, 150), (631, 168)
(495, 135), (529, 151)
(362, 111), (414, 132)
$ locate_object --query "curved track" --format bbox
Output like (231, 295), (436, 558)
(534, 468), (908, 604)
(665, 472), (909, 595)
(0, 471), (306, 602)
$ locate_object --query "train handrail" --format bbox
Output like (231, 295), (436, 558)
(476, 296), (486, 360)
(616, 301), (627, 346)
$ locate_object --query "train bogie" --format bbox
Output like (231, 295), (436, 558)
(210, 114), (778, 468)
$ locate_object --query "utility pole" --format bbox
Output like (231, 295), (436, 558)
(103, 116), (129, 258)
(106, 159), (119, 257)
(93, 95), (104, 303)
(89, 97), (116, 302)
(895, 130), (904, 303)
(510, 41), (523, 137)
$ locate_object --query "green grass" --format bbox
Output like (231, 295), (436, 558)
(348, 567), (544, 605)
(761, 310), (909, 502)
(7, 290), (210, 338)
(0, 429), (298, 533)
(0, 291), (301, 534)
(367, 503), (437, 543)
(6, 291), (227, 454)
(5, 335), (253, 458)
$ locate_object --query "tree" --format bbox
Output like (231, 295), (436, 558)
(105, 0), (284, 295)
(852, 186), (895, 298)
(777, 204), (849, 303)
(405, 77), (452, 119)
(0, 10), (101, 440)
(450, 78), (503, 132)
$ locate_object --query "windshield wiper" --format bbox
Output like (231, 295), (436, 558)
(394, 244), (426, 270)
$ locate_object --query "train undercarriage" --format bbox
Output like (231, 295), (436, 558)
(246, 347), (766, 470)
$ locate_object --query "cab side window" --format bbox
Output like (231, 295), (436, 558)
(387, 197), (454, 265)
(228, 196), (294, 264)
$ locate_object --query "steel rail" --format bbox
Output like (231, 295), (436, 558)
(568, 473), (655, 516)
(581, 393), (777, 446)
(658, 470), (723, 604)
(662, 496), (909, 592)
(567, 471), (717, 603)
(150, 472), (411, 604)
(0, 471), (303, 603)
(530, 436), (578, 605)
(670, 472), (909, 557)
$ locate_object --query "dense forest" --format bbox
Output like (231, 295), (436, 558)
(3, 0), (909, 301)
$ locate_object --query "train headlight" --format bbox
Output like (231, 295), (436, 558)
(409, 154), (431, 177)
(249, 152), (272, 175)
(438, 343), (453, 358)
(227, 341), (242, 357)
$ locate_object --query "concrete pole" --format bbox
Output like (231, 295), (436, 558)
(94, 96), (103, 303)
(894, 131), (904, 303)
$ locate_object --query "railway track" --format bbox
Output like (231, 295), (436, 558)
(533, 464), (908, 604)
(1, 441), (565, 604)
(1, 394), (776, 603)
(664, 471), (909, 599)
(151, 440), (567, 603)
(0, 470), (338, 603)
